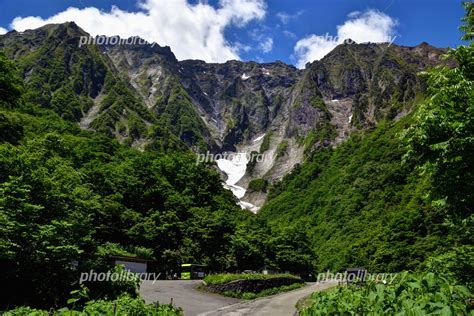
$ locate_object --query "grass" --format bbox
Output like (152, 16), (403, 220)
(202, 273), (305, 300)
(203, 273), (299, 285)
(223, 283), (305, 300)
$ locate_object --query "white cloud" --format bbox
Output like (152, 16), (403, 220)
(234, 41), (252, 53)
(259, 37), (273, 53)
(0, 27), (7, 35)
(276, 11), (303, 24)
(293, 9), (397, 68)
(282, 30), (296, 39)
(347, 11), (361, 18)
(9, 0), (266, 63)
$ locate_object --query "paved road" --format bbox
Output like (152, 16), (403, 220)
(140, 280), (337, 316)
(140, 280), (240, 316)
(199, 281), (337, 316)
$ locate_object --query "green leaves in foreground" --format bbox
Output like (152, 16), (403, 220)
(3, 294), (181, 316)
(301, 272), (472, 315)
(401, 2), (474, 242)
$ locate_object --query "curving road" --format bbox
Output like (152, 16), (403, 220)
(199, 281), (337, 316)
(140, 280), (240, 316)
(140, 280), (337, 316)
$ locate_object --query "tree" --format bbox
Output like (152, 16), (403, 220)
(401, 3), (474, 288)
(402, 2), (474, 245)
(0, 51), (23, 109)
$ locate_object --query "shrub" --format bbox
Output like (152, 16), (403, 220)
(2, 294), (181, 315)
(301, 272), (472, 315)
(204, 273), (299, 285)
(259, 132), (272, 153)
(248, 178), (268, 192)
(275, 140), (288, 158)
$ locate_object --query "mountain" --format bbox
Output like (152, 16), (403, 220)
(0, 22), (450, 209)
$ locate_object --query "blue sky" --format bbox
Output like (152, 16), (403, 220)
(0, 0), (467, 67)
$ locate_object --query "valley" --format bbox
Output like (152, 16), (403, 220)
(0, 3), (472, 313)
(0, 22), (451, 211)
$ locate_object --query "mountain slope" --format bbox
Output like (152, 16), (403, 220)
(259, 114), (449, 272)
(0, 22), (209, 150)
(0, 23), (450, 209)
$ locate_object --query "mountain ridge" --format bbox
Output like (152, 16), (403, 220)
(0, 22), (450, 209)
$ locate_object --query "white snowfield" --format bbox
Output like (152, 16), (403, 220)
(241, 73), (250, 80)
(216, 153), (259, 213)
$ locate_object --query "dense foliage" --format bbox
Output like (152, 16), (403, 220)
(301, 272), (472, 315)
(222, 283), (304, 300)
(261, 3), (473, 273)
(1, 4), (472, 314)
(203, 273), (299, 285)
(203, 273), (304, 300)
(0, 49), (316, 311)
(3, 294), (180, 315)
(261, 115), (443, 272)
(299, 4), (474, 314)
(0, 23), (208, 149)
(0, 51), (242, 309)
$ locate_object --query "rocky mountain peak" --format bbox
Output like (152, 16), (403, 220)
(0, 22), (451, 211)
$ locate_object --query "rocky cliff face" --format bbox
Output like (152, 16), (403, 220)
(0, 23), (449, 210)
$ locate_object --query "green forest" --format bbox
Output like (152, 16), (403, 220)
(0, 44), (314, 312)
(0, 2), (473, 315)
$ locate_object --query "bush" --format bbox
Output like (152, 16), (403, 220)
(204, 273), (299, 285)
(275, 140), (288, 158)
(248, 178), (268, 192)
(2, 295), (181, 315)
(259, 132), (272, 153)
(425, 245), (474, 291)
(301, 272), (472, 315)
(238, 283), (305, 300)
(204, 273), (304, 299)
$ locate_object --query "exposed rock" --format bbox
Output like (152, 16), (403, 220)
(0, 22), (451, 212)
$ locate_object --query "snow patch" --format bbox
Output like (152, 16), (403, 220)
(216, 153), (248, 193)
(252, 134), (266, 143)
(216, 153), (259, 213)
(241, 73), (250, 80)
(239, 201), (260, 214)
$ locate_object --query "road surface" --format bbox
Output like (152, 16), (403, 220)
(199, 281), (337, 316)
(140, 280), (240, 316)
(140, 280), (337, 316)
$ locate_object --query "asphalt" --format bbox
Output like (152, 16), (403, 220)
(198, 281), (337, 316)
(140, 280), (337, 316)
(140, 280), (240, 316)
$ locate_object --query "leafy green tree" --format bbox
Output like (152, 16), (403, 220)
(0, 51), (23, 109)
(402, 2), (474, 245)
(0, 112), (24, 144)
